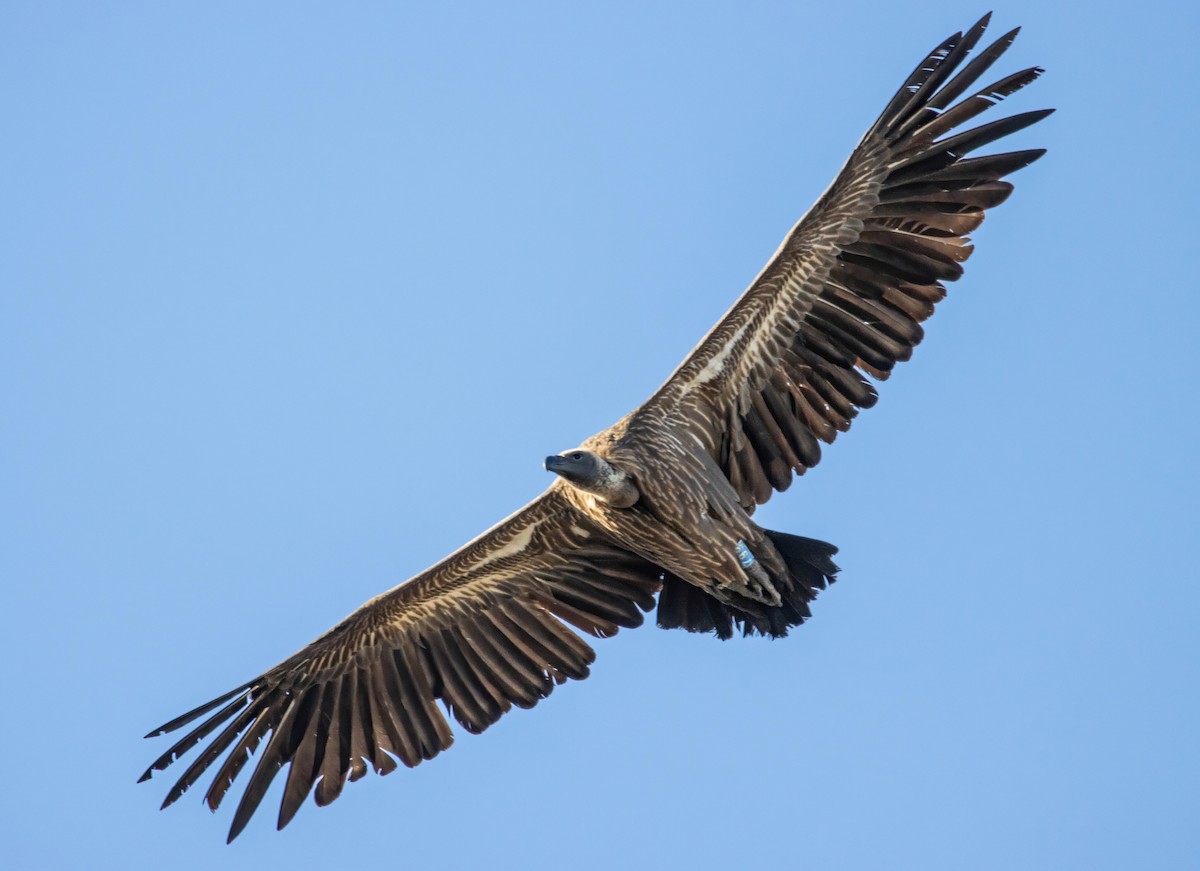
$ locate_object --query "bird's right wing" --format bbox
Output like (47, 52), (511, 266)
(139, 487), (663, 842)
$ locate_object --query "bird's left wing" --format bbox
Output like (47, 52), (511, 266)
(628, 15), (1050, 510)
(140, 488), (662, 842)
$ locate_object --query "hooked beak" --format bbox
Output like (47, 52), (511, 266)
(544, 455), (565, 474)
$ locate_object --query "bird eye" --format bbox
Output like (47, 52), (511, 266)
(571, 452), (582, 461)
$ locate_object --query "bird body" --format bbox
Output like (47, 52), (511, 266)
(555, 429), (792, 607)
(141, 14), (1050, 842)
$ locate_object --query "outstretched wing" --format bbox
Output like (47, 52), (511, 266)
(139, 488), (663, 842)
(630, 15), (1050, 510)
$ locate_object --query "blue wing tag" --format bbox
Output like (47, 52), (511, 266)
(735, 540), (757, 569)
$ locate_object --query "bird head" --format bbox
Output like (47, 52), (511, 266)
(544, 449), (605, 485)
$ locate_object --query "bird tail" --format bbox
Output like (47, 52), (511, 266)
(656, 531), (839, 639)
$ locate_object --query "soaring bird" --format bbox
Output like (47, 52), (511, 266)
(141, 15), (1050, 842)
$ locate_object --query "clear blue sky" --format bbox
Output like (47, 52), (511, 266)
(4, 2), (1198, 868)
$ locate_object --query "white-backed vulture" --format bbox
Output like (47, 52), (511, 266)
(141, 15), (1050, 841)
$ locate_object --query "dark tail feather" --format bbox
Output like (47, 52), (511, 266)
(765, 530), (840, 588)
(656, 532), (839, 640)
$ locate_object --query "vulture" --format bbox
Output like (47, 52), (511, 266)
(141, 15), (1050, 842)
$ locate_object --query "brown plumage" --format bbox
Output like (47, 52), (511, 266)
(141, 15), (1050, 841)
